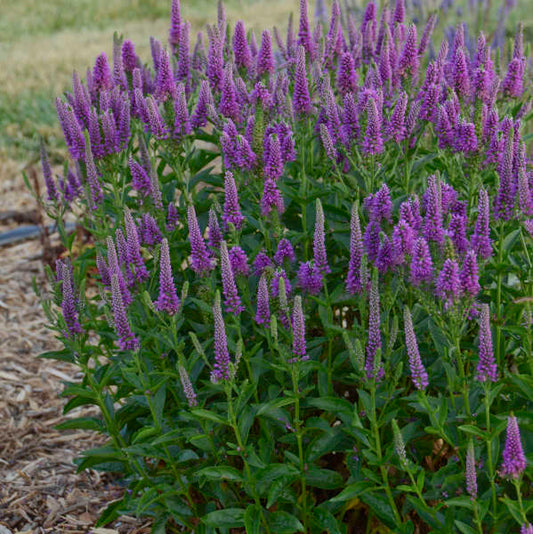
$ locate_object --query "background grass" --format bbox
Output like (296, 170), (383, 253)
(0, 0), (530, 182)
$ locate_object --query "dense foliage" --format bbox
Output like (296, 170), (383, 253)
(35, 0), (533, 531)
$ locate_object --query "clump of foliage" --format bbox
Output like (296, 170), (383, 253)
(35, 0), (533, 531)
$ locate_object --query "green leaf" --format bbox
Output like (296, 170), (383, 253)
(510, 375), (533, 402)
(38, 349), (76, 363)
(454, 520), (477, 534)
(191, 408), (229, 426)
(267, 511), (304, 533)
(458, 425), (488, 439)
(202, 508), (245, 528)
(196, 466), (243, 482)
(256, 463), (299, 485)
(445, 497), (474, 510)
(311, 507), (342, 534)
(307, 397), (354, 423)
(55, 417), (104, 431)
(501, 497), (524, 525)
(359, 492), (397, 529)
(94, 498), (124, 527)
(330, 480), (374, 502)
(305, 467), (344, 489)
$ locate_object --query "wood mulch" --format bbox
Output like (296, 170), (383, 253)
(0, 170), (151, 533)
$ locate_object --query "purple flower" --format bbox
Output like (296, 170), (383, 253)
(291, 295), (307, 360)
(366, 274), (384, 381)
(337, 52), (358, 96)
(365, 183), (392, 223)
(208, 208), (223, 249)
(220, 242), (244, 316)
(233, 21), (252, 69)
(460, 251), (481, 298)
(155, 49), (177, 102)
(255, 274), (271, 326)
(124, 209), (149, 283)
(341, 93), (360, 145)
(476, 303), (497, 383)
(436, 259), (460, 308)
(386, 93), (407, 143)
(122, 40), (137, 73)
(110, 273), (139, 351)
(166, 203), (179, 232)
(466, 441), (477, 499)
(257, 30), (274, 76)
(145, 96), (168, 139)
(40, 143), (59, 203)
(455, 121), (478, 153)
(261, 178), (284, 216)
(187, 205), (214, 276)
(178, 365), (197, 407)
(392, 220), (415, 262)
(364, 221), (381, 263)
(96, 252), (111, 286)
(271, 268), (291, 299)
(207, 26), (224, 91)
(502, 58), (525, 98)
(398, 24), (419, 79)
(410, 237), (433, 286)
(253, 251), (272, 276)
(154, 238), (180, 315)
(313, 200), (330, 275)
(60, 263), (83, 337)
(521, 525), (533, 534)
(84, 140), (103, 210)
(176, 22), (191, 91)
(229, 246), (249, 276)
(403, 308), (429, 390)
(393, 0), (405, 23)
(168, 0), (181, 50)
(293, 46), (312, 116)
(129, 157), (151, 197)
(297, 0), (314, 59)
(92, 53), (113, 92)
(500, 415), (527, 479)
(222, 171), (245, 231)
(106, 236), (132, 305)
(471, 189), (492, 259)
(173, 84), (191, 140)
(453, 47), (470, 99)
(72, 71), (90, 128)
(219, 64), (240, 122)
(297, 261), (323, 295)
(424, 176), (445, 246)
(274, 238), (296, 265)
(191, 80), (213, 129)
(494, 126), (516, 221)
(362, 98), (384, 156)
(347, 203), (364, 294)
(264, 135), (284, 181)
(139, 213), (163, 247)
(376, 235), (394, 273)
(211, 292), (231, 382)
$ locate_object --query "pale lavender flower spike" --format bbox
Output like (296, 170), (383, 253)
(179, 365), (198, 407)
(187, 205), (214, 276)
(313, 199), (330, 275)
(291, 295), (307, 361)
(521, 524), (533, 534)
(110, 273), (139, 351)
(365, 274), (384, 381)
(466, 441), (477, 500)
(403, 308), (429, 391)
(61, 263), (83, 337)
(346, 202), (363, 295)
(255, 273), (271, 326)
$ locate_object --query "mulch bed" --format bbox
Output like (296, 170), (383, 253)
(0, 171), (151, 533)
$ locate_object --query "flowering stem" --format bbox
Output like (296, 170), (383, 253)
(483, 384), (498, 521)
(495, 222), (505, 370)
(419, 391), (454, 448)
(513, 478), (528, 524)
(453, 331), (471, 419)
(369, 382), (402, 526)
(291, 363), (309, 532)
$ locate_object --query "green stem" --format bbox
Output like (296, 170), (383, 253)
(483, 385), (498, 521)
(495, 223), (505, 370)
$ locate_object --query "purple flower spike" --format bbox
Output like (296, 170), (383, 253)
(471, 189), (492, 259)
(393, 0), (405, 23)
(476, 303), (497, 383)
(124, 209), (149, 283)
(220, 241), (244, 316)
(233, 21), (252, 69)
(173, 83), (191, 140)
(298, 261), (323, 295)
(313, 200), (330, 275)
(187, 205), (214, 276)
(106, 237), (132, 306)
(253, 251), (272, 276)
(293, 46), (312, 117)
(220, 64), (240, 122)
(466, 441), (477, 500)
(122, 40), (137, 72)
(291, 295), (307, 360)
(346, 203), (364, 295)
(271, 268), (291, 299)
(129, 157), (151, 197)
(365, 274), (384, 381)
(502, 58), (525, 98)
(110, 273), (139, 351)
(178, 365), (197, 407)
(365, 183), (392, 223)
(155, 49), (177, 102)
(168, 0), (181, 51)
(166, 203), (179, 232)
(208, 208), (223, 250)
(261, 178), (284, 216)
(386, 93), (407, 143)
(460, 251), (481, 298)
(257, 30), (274, 76)
(521, 525), (533, 534)
(264, 135), (284, 181)
(61, 263), (82, 337)
(403, 308), (429, 391)
(177, 21), (191, 91)
(337, 52), (358, 96)
(96, 252), (111, 286)
(436, 259), (460, 308)
(40, 143), (59, 203)
(424, 176), (445, 246)
(92, 53), (113, 92)
(364, 221), (381, 263)
(398, 24), (419, 79)
(274, 238), (296, 265)
(139, 213), (163, 247)
(410, 237), (433, 286)
(154, 238), (180, 315)
(207, 26), (224, 91)
(255, 274), (271, 326)
(297, 0), (314, 59)
(494, 126), (516, 221)
(362, 98), (384, 156)
(191, 80), (213, 129)
(211, 292), (231, 382)
(222, 171), (245, 231)
(500, 415), (527, 479)
(84, 140), (103, 211)
(229, 246), (249, 276)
